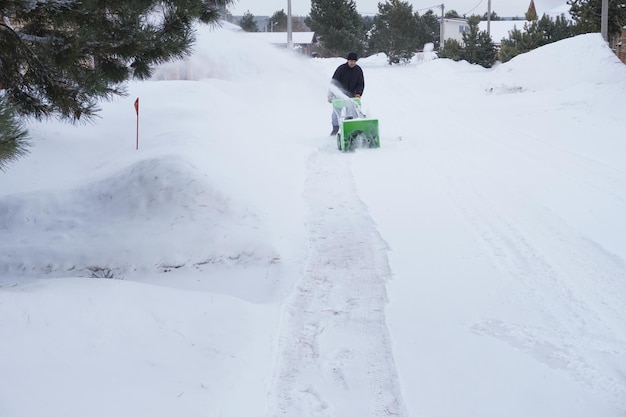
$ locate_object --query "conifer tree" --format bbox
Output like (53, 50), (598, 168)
(268, 10), (310, 32)
(0, 1), (232, 123)
(416, 10), (441, 48)
(369, 0), (420, 64)
(305, 0), (364, 57)
(553, 14), (576, 40)
(500, 20), (544, 62)
(438, 38), (463, 60)
(239, 10), (259, 32)
(500, 13), (574, 63)
(568, 0), (626, 37)
(0, 96), (29, 171)
(462, 16), (496, 68)
(440, 16), (495, 68)
(537, 13), (575, 45)
(482, 11), (501, 21)
(269, 10), (288, 32)
(445, 10), (462, 18)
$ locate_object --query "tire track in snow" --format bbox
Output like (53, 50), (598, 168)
(266, 145), (407, 417)
(420, 142), (626, 410)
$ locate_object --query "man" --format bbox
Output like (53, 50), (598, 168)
(328, 52), (365, 135)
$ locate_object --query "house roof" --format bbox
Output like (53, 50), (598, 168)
(478, 20), (528, 44)
(240, 31), (317, 45)
(443, 17), (468, 23)
(478, 1), (571, 44)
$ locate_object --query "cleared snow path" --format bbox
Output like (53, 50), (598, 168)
(266, 144), (408, 417)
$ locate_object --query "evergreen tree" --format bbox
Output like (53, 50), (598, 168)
(462, 16), (497, 67)
(482, 11), (502, 21)
(500, 13), (574, 62)
(445, 10), (462, 18)
(552, 14), (576, 40)
(439, 16), (495, 68)
(239, 10), (259, 32)
(0, 0), (232, 122)
(499, 20), (544, 62)
(269, 10), (288, 32)
(416, 10), (441, 48)
(305, 0), (364, 57)
(537, 13), (575, 45)
(438, 38), (464, 60)
(369, 0), (420, 64)
(363, 15), (376, 34)
(568, 0), (626, 37)
(0, 96), (29, 171)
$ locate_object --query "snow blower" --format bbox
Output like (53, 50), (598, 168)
(332, 98), (380, 152)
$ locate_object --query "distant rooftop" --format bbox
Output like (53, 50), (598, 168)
(239, 32), (316, 45)
(478, 20), (528, 44)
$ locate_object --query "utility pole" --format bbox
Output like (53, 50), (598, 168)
(287, 0), (293, 49)
(601, 0), (608, 42)
(487, 0), (491, 36)
(439, 4), (445, 50)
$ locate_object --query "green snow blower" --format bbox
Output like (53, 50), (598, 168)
(332, 98), (380, 152)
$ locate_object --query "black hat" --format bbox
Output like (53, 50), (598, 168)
(347, 52), (358, 61)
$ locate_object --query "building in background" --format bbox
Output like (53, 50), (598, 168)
(241, 32), (318, 56)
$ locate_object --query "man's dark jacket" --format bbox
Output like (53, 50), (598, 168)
(331, 63), (365, 97)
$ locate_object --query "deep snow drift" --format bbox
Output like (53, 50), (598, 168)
(1, 24), (625, 417)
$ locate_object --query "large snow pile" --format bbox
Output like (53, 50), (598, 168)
(487, 33), (626, 92)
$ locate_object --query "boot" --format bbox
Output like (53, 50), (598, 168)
(330, 125), (339, 136)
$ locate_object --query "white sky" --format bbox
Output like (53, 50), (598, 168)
(1, 20), (625, 417)
(229, 0), (568, 17)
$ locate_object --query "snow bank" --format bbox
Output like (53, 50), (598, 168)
(487, 33), (626, 93)
(0, 155), (276, 276)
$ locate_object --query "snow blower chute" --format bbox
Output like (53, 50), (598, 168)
(332, 98), (380, 152)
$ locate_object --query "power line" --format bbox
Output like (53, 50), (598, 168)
(461, 0), (485, 15)
(415, 3), (445, 13)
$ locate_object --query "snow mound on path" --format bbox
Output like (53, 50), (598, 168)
(0, 156), (276, 277)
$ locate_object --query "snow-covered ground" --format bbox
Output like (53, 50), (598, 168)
(1, 23), (625, 417)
